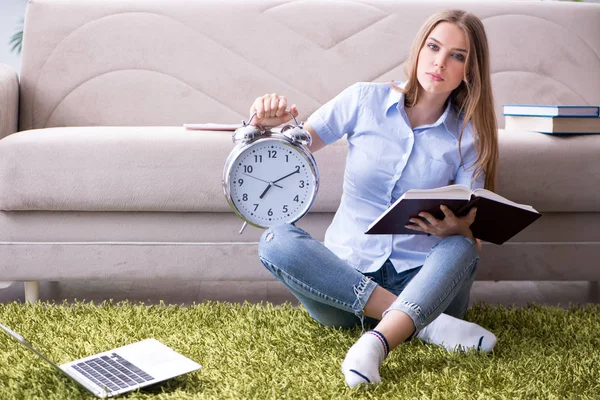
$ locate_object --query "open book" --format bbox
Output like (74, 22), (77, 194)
(365, 184), (542, 245)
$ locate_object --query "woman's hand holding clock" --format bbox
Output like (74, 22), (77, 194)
(250, 93), (299, 127)
(249, 93), (327, 153)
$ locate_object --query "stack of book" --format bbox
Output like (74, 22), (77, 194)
(503, 104), (600, 135)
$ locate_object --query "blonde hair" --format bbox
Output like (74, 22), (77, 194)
(392, 9), (498, 191)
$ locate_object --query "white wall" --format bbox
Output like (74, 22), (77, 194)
(0, 0), (28, 74)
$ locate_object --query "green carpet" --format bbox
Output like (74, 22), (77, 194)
(0, 301), (599, 399)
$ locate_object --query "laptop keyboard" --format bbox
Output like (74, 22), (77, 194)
(72, 353), (154, 393)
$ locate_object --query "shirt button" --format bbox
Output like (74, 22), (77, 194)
(384, 248), (389, 253)
(402, 154), (408, 160)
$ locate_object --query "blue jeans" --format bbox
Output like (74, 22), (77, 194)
(258, 223), (479, 332)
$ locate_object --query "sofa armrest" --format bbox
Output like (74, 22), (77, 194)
(0, 64), (19, 139)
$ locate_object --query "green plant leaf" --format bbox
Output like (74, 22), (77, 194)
(9, 18), (24, 55)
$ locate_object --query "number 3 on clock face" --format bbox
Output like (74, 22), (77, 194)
(224, 138), (319, 229)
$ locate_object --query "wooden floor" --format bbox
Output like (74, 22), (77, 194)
(1, 280), (599, 307)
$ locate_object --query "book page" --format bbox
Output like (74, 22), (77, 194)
(402, 184), (472, 200)
(473, 188), (538, 213)
(366, 185), (472, 231)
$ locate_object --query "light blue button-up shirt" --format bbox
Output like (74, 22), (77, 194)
(307, 82), (484, 274)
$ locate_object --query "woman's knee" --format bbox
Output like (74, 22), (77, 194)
(258, 223), (305, 264)
(426, 235), (479, 276)
(437, 235), (478, 258)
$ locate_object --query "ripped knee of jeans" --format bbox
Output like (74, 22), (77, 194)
(258, 229), (275, 261)
(382, 299), (422, 329)
(398, 300), (422, 317)
(352, 275), (373, 333)
(260, 225), (275, 241)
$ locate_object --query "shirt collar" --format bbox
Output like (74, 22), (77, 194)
(385, 81), (405, 112)
(385, 82), (461, 140)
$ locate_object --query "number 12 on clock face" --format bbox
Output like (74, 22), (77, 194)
(226, 138), (319, 228)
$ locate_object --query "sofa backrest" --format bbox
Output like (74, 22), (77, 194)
(19, 0), (600, 131)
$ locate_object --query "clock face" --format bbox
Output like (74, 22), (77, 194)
(226, 138), (318, 228)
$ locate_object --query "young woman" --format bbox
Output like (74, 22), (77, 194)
(250, 9), (499, 387)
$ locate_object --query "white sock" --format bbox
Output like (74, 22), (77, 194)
(341, 330), (389, 387)
(416, 313), (497, 352)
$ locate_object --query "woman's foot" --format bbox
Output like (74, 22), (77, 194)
(416, 313), (497, 352)
(341, 330), (389, 387)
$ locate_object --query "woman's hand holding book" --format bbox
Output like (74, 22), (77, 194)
(405, 205), (477, 241)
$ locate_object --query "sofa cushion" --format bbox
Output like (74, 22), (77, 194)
(0, 126), (598, 213)
(0, 126), (344, 212)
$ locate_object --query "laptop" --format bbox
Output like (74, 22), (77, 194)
(0, 322), (202, 398)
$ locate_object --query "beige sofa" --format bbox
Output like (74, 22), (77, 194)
(1, 0), (599, 302)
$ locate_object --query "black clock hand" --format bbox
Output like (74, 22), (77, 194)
(259, 184), (272, 199)
(242, 173), (283, 188)
(259, 169), (299, 199)
(272, 169), (300, 184)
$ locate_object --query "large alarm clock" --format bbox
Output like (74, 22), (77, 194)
(222, 112), (319, 233)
